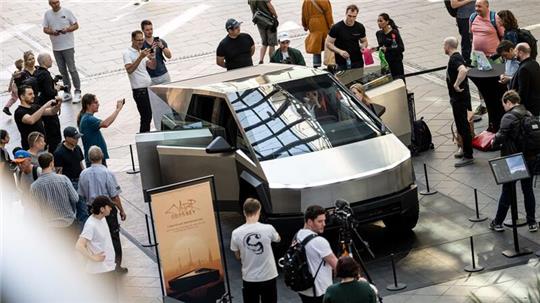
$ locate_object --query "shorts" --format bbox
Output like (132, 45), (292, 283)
(258, 27), (277, 46)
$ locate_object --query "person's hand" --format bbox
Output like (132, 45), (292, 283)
(139, 48), (152, 59)
(120, 210), (127, 221)
(380, 46), (387, 52)
(499, 75), (509, 84)
(91, 252), (106, 262)
(157, 40), (164, 49)
(340, 50), (350, 59)
(54, 96), (62, 106)
(44, 100), (56, 108)
(454, 84), (464, 93)
(116, 99), (125, 110)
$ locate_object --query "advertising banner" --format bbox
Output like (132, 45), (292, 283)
(147, 177), (227, 302)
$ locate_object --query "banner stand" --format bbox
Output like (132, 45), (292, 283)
(145, 175), (232, 303)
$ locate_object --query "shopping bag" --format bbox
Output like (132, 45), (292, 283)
(323, 50), (336, 66)
(472, 130), (495, 151)
(378, 51), (389, 73)
(363, 48), (374, 65)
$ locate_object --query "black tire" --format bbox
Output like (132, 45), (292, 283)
(383, 201), (419, 231)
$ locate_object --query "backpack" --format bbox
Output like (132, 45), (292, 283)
(281, 233), (324, 293)
(469, 11), (501, 39)
(444, 0), (457, 18)
(411, 117), (434, 154)
(518, 115), (540, 157)
(516, 28), (538, 59)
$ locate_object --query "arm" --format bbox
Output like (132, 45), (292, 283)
(266, 0), (277, 17)
(301, 1), (308, 30)
(100, 100), (124, 128)
(66, 177), (79, 206)
(325, 36), (345, 56)
(161, 44), (172, 59)
(493, 114), (517, 146)
(62, 23), (79, 33)
(454, 65), (469, 92)
(396, 31), (405, 53)
(146, 56), (157, 70)
(124, 49), (151, 74)
(111, 196), (126, 221)
(75, 237), (106, 262)
(324, 2), (334, 28)
(323, 253), (338, 270)
(359, 37), (368, 50)
(216, 56), (226, 68)
(450, 0), (473, 9)
(43, 27), (59, 36)
(233, 250), (241, 260)
(297, 50), (306, 66)
(250, 44), (256, 56)
(21, 101), (55, 125)
(517, 68), (531, 104)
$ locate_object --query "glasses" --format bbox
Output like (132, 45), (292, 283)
(280, 41), (290, 45)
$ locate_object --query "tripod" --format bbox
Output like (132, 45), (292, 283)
(337, 219), (383, 303)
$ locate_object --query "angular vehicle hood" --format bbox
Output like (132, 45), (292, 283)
(260, 134), (412, 189)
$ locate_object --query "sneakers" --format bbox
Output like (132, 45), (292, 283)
(489, 220), (505, 232)
(63, 92), (72, 102)
(474, 105), (487, 116)
(454, 157), (474, 167)
(2, 107), (11, 116)
(454, 148), (464, 159)
(115, 266), (128, 274)
(472, 114), (482, 122)
(73, 90), (81, 104)
(529, 222), (538, 232)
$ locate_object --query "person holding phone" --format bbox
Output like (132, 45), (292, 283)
(141, 20), (172, 85)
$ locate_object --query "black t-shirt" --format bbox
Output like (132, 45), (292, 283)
(376, 29), (405, 62)
(14, 104), (46, 150)
(35, 67), (57, 107)
(216, 33), (254, 70)
(329, 21), (366, 67)
(446, 52), (471, 102)
(54, 142), (84, 180)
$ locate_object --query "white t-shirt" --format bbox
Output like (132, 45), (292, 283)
(281, 51), (290, 60)
(42, 8), (77, 51)
(80, 215), (116, 274)
(122, 47), (151, 89)
(296, 228), (333, 297)
(230, 222), (280, 282)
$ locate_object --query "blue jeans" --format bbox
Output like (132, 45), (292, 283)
(71, 181), (89, 227)
(494, 161), (537, 225)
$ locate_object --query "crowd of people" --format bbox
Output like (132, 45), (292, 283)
(1, 0), (539, 302)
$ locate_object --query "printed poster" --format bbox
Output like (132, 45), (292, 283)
(149, 180), (226, 302)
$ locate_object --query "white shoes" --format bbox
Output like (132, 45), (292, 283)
(73, 90), (81, 104)
(63, 92), (72, 102)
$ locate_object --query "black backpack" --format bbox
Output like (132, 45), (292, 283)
(411, 117), (434, 154)
(518, 115), (540, 157)
(444, 0), (457, 17)
(281, 233), (323, 293)
(516, 28), (538, 59)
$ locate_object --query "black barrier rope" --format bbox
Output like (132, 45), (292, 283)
(403, 66), (447, 78)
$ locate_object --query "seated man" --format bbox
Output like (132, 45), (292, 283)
(270, 32), (306, 66)
(303, 90), (337, 122)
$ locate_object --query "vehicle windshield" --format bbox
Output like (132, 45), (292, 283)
(229, 74), (383, 161)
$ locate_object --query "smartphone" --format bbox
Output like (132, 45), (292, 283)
(154, 36), (160, 42)
(122, 98), (126, 105)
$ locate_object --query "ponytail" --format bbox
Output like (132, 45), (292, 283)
(77, 93), (96, 126)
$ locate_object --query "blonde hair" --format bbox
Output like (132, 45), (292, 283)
(350, 83), (372, 104)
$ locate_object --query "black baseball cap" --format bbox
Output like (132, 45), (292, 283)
(225, 18), (242, 31)
(63, 126), (83, 139)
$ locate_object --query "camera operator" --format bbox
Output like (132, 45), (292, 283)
(323, 256), (377, 303)
(35, 52), (63, 152)
(296, 205), (337, 303)
(270, 32), (306, 66)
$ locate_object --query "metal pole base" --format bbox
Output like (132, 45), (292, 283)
(503, 217), (527, 228)
(468, 215), (488, 223)
(419, 189), (438, 196)
(126, 169), (140, 175)
(464, 265), (484, 272)
(536, 250), (540, 257)
(502, 247), (533, 258)
(386, 283), (407, 291)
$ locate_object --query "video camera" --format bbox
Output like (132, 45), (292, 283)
(326, 199), (357, 227)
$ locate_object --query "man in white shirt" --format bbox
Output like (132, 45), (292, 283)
(231, 198), (281, 303)
(123, 30), (156, 133)
(42, 0), (81, 103)
(75, 196), (117, 299)
(296, 205), (338, 303)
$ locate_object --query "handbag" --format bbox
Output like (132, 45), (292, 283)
(252, 9), (278, 31)
(363, 48), (374, 65)
(472, 130), (496, 151)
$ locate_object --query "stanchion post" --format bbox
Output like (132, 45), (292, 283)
(126, 144), (140, 175)
(386, 253), (407, 291)
(145, 214), (152, 245)
(502, 183), (532, 258)
(464, 236), (484, 272)
(469, 189), (487, 222)
(419, 163), (437, 196)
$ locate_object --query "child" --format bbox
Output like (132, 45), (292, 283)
(3, 59), (24, 116)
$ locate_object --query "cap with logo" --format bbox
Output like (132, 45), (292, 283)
(225, 18), (242, 31)
(63, 126), (83, 139)
(13, 150), (32, 163)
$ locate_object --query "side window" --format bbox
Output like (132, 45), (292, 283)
(188, 95), (256, 162)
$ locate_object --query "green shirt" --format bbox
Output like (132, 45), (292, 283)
(323, 280), (377, 303)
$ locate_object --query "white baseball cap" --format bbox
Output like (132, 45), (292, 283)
(278, 32), (290, 42)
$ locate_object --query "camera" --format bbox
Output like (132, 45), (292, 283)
(326, 199), (356, 227)
(53, 75), (63, 84)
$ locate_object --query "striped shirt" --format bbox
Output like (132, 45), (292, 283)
(78, 164), (121, 204)
(30, 172), (78, 227)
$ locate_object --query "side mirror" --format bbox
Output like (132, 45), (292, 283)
(372, 103), (386, 118)
(206, 136), (236, 154)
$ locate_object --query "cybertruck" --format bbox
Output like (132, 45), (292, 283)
(136, 64), (418, 231)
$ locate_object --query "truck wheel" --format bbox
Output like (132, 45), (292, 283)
(383, 202), (419, 231)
